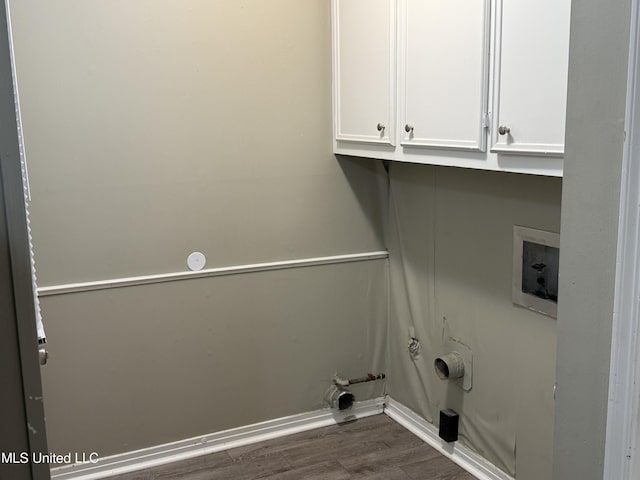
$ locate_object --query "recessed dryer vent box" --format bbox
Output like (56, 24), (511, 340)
(512, 226), (560, 318)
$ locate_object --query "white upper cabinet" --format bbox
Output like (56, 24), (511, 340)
(332, 0), (396, 145)
(331, 0), (570, 176)
(491, 0), (571, 156)
(400, 0), (490, 152)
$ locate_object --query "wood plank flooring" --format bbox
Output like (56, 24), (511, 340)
(108, 414), (476, 480)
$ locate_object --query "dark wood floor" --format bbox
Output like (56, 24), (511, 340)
(109, 414), (476, 480)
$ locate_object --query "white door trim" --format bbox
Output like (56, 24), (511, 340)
(604, 0), (640, 477)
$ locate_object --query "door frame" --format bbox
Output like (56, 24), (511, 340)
(604, 0), (640, 477)
(0, 0), (49, 478)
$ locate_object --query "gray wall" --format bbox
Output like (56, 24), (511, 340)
(553, 0), (632, 477)
(40, 262), (388, 456)
(386, 164), (562, 480)
(9, 0), (389, 457)
(9, 0), (387, 285)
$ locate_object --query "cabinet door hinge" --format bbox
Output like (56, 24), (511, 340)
(482, 113), (491, 129)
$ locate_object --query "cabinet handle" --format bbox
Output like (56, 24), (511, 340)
(377, 123), (385, 132)
(498, 126), (511, 136)
(404, 124), (414, 133)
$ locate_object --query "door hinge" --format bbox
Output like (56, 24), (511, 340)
(482, 113), (491, 129)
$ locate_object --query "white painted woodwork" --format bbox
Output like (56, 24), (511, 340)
(604, 1), (640, 477)
(333, 0), (395, 145)
(400, 0), (490, 151)
(331, 0), (569, 177)
(37, 251), (389, 296)
(492, 0), (571, 156)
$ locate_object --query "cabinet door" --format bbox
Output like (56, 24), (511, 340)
(400, 0), (490, 152)
(333, 0), (395, 145)
(492, 0), (571, 156)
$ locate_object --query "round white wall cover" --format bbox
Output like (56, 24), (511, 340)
(187, 252), (206, 271)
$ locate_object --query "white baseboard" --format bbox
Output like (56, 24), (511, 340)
(50, 397), (385, 480)
(52, 397), (512, 480)
(384, 397), (514, 480)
